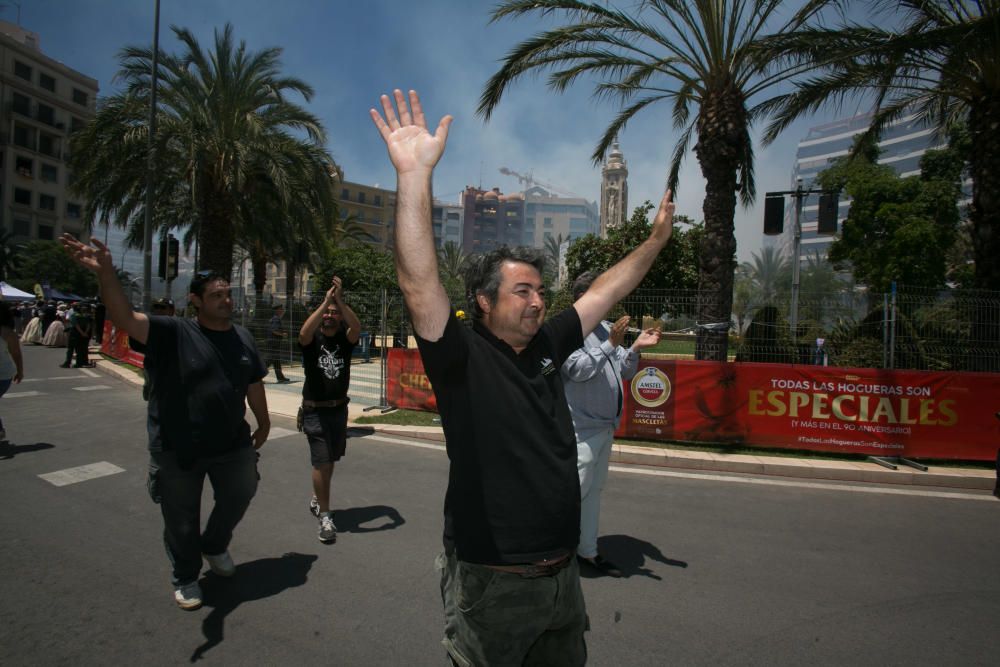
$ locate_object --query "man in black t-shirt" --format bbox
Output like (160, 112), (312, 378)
(60, 235), (271, 613)
(298, 277), (360, 544)
(371, 89), (675, 665)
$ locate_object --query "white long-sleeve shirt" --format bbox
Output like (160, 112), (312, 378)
(561, 321), (640, 439)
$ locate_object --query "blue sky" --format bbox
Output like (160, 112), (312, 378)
(18, 0), (860, 262)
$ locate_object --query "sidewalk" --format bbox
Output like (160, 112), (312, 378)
(94, 356), (997, 492)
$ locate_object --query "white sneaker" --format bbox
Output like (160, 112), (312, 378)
(318, 512), (337, 544)
(309, 496), (320, 518)
(203, 550), (236, 577)
(174, 582), (203, 610)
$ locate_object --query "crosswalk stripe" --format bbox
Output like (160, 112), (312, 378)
(268, 427), (297, 440)
(4, 391), (43, 398)
(38, 462), (125, 487)
(72, 385), (111, 392)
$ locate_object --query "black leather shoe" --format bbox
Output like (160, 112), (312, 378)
(578, 554), (623, 578)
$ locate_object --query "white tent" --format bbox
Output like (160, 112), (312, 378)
(0, 281), (35, 301)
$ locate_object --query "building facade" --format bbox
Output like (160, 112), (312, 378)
(461, 186), (524, 254)
(523, 186), (599, 248)
(0, 21), (97, 242)
(771, 113), (952, 262)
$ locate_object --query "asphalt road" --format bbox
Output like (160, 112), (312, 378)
(2, 346), (998, 666)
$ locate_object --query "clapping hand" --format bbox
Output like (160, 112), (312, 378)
(609, 315), (629, 348)
(633, 327), (662, 350)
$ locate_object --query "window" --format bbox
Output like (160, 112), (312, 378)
(39, 194), (56, 211)
(66, 202), (82, 219)
(13, 124), (33, 149)
(358, 192), (366, 204)
(39, 73), (56, 92)
(41, 163), (58, 183)
(38, 133), (57, 157)
(36, 103), (55, 125)
(543, 217), (553, 227)
(14, 60), (32, 81)
(340, 188), (350, 200)
(37, 224), (54, 240)
(14, 188), (31, 206)
(374, 194), (381, 207)
(13, 218), (31, 236)
(72, 88), (88, 106)
(12, 92), (30, 115)
(15, 155), (33, 178)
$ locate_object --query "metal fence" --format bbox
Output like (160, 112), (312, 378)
(238, 283), (1000, 407)
(239, 289), (411, 407)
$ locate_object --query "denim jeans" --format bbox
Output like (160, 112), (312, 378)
(148, 446), (258, 586)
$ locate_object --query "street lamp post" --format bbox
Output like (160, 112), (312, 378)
(141, 0), (161, 312)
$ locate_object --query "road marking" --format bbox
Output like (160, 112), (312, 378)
(80, 368), (99, 378)
(608, 466), (996, 502)
(366, 434), (446, 453)
(22, 376), (84, 382)
(3, 391), (43, 398)
(38, 462), (125, 487)
(72, 385), (111, 392)
(268, 427), (297, 440)
(363, 434), (993, 502)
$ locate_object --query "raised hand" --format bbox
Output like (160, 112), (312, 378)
(651, 190), (675, 243)
(327, 276), (342, 303)
(60, 233), (114, 275)
(369, 89), (452, 175)
(633, 327), (662, 350)
(609, 315), (629, 348)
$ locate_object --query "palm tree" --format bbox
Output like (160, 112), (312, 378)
(437, 241), (467, 284)
(740, 246), (791, 304)
(760, 0), (1000, 291)
(544, 233), (566, 269)
(0, 230), (23, 281)
(478, 0), (826, 360)
(69, 23), (337, 278)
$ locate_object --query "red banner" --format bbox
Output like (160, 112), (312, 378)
(386, 348), (436, 412)
(386, 349), (1000, 461)
(100, 321), (145, 368)
(617, 360), (1000, 461)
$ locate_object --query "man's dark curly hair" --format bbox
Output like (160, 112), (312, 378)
(463, 246), (546, 320)
(189, 270), (230, 297)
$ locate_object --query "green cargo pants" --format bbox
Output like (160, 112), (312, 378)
(436, 551), (588, 666)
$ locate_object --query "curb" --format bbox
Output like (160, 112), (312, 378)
(92, 358), (996, 493)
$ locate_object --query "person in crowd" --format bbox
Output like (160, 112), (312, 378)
(298, 276), (361, 543)
(60, 234), (270, 612)
(61, 301), (94, 367)
(41, 303), (68, 347)
(0, 302), (25, 444)
(93, 297), (106, 344)
(561, 272), (662, 578)
(267, 304), (291, 384)
(20, 301), (44, 345)
(370, 89), (674, 665)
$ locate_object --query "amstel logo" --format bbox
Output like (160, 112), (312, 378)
(631, 366), (672, 408)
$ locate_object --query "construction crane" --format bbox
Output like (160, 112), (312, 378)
(498, 167), (584, 199)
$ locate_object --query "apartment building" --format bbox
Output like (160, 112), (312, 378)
(0, 21), (97, 242)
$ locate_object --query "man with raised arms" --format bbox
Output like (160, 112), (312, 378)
(370, 89), (674, 665)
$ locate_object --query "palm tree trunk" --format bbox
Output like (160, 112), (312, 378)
(197, 186), (236, 278)
(693, 92), (743, 362)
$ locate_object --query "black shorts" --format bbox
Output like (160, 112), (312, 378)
(302, 405), (348, 466)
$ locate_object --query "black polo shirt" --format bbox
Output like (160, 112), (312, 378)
(144, 317), (265, 466)
(416, 308), (584, 565)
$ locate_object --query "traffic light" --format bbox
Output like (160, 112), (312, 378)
(763, 195), (784, 235)
(817, 193), (839, 234)
(159, 235), (179, 280)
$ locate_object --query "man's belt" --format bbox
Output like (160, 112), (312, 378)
(302, 397), (350, 409)
(484, 552), (573, 579)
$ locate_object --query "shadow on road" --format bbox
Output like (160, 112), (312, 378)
(585, 534), (688, 580)
(0, 441), (55, 460)
(191, 552), (318, 662)
(334, 505), (405, 533)
(346, 426), (376, 437)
